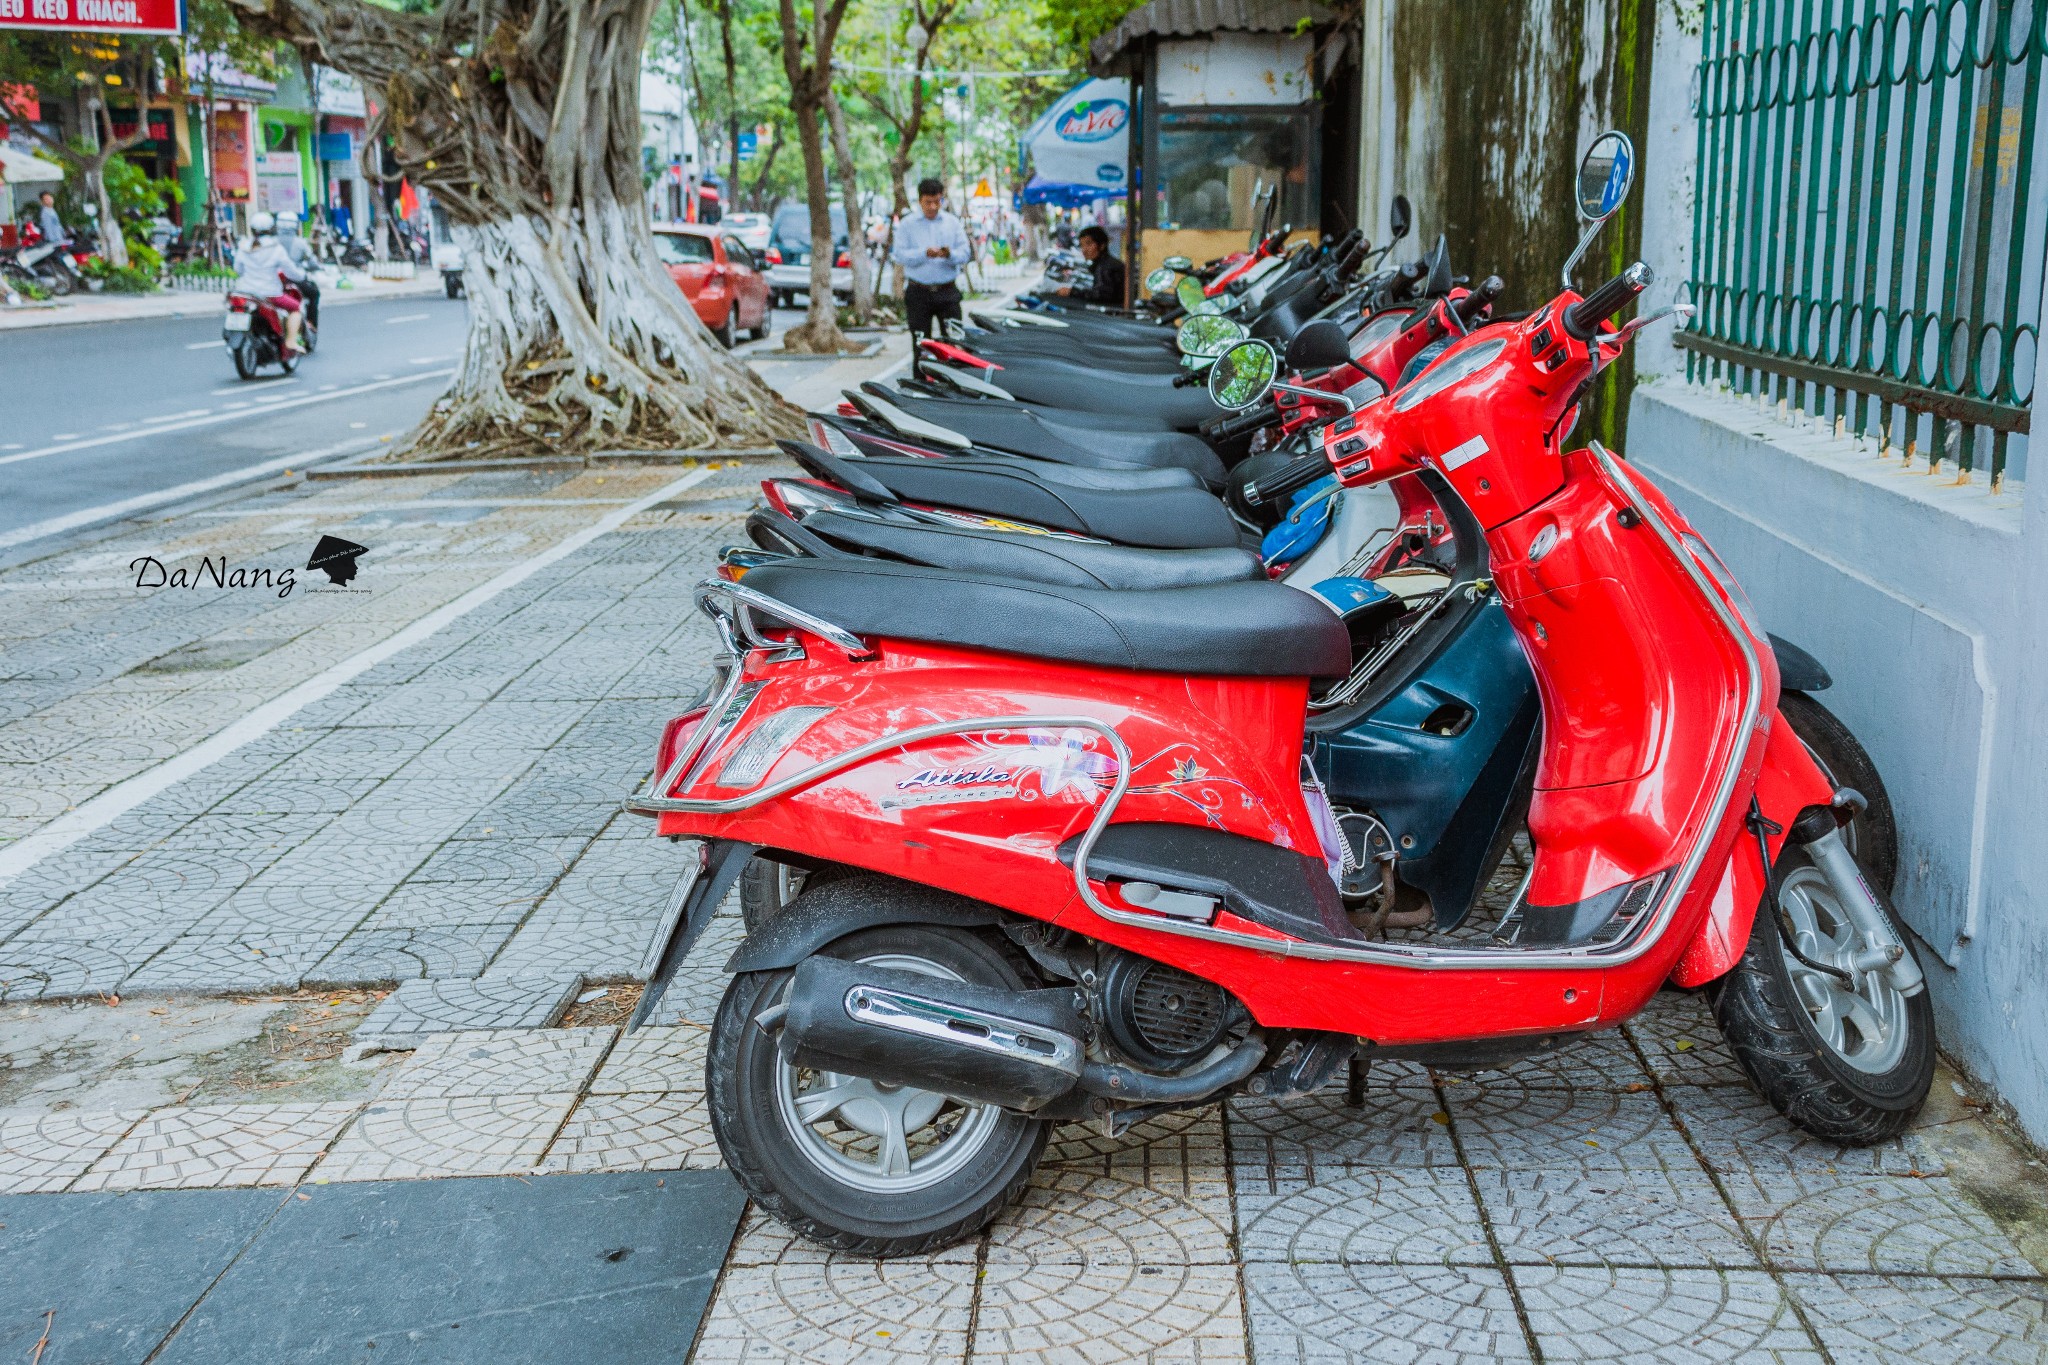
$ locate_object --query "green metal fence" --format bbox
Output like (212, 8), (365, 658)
(1684, 0), (2045, 490)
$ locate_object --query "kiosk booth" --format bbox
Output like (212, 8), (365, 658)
(1089, 0), (1357, 294)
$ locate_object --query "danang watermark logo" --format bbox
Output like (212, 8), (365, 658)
(130, 534), (369, 599)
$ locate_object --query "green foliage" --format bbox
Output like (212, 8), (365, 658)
(1034, 0), (1145, 69)
(81, 256), (158, 292)
(7, 275), (52, 302)
(171, 259), (238, 279)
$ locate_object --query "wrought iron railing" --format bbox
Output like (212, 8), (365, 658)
(1683, 0), (2044, 491)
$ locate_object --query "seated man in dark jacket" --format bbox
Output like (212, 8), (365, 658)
(1058, 225), (1126, 306)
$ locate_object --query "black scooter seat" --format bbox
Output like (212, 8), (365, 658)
(864, 385), (1226, 485)
(786, 509), (1263, 591)
(742, 557), (1351, 678)
(786, 441), (1238, 550)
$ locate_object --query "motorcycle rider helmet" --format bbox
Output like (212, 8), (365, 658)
(250, 211), (277, 236)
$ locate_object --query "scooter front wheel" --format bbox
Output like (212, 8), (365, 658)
(708, 916), (1048, 1257)
(230, 340), (260, 381)
(1714, 842), (1934, 1144)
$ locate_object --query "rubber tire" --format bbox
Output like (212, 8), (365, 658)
(1779, 690), (1898, 893)
(708, 915), (1049, 1257)
(231, 340), (259, 381)
(738, 857), (856, 932)
(714, 309), (736, 348)
(39, 266), (74, 297)
(277, 346), (299, 375)
(1712, 842), (1935, 1145)
(751, 310), (771, 341)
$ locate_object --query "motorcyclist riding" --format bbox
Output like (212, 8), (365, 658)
(232, 212), (309, 356)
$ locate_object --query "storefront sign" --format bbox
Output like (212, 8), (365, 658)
(0, 0), (184, 36)
(257, 147), (304, 216)
(211, 107), (250, 200)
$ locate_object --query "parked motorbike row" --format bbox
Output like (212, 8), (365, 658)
(624, 130), (1934, 1257)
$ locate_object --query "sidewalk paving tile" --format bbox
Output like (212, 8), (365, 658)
(1511, 1264), (1822, 1362)
(0, 1110), (144, 1193)
(1240, 1261), (1531, 1363)
(0, 940), (138, 1001)
(351, 975), (582, 1049)
(971, 1260), (1245, 1362)
(73, 1102), (358, 1191)
(988, 1168), (1235, 1267)
(1666, 1084), (1946, 1176)
(1718, 1166), (2038, 1275)
(121, 930), (347, 994)
(1470, 1167), (1760, 1269)
(1782, 1272), (2048, 1360)
(144, 1171), (743, 1363)
(689, 1252), (977, 1364)
(1625, 989), (1750, 1087)
(1234, 1167), (1493, 1266)
(310, 1094), (574, 1180)
(587, 1023), (708, 1094)
(309, 925), (514, 982)
(538, 1092), (718, 1173)
(1444, 1081), (1703, 1172)
(374, 1025), (612, 1098)
(0, 1186), (288, 1364)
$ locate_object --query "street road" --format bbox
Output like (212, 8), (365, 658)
(0, 292), (813, 560)
(0, 292), (468, 556)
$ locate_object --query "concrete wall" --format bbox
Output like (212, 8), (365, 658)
(1626, 6), (2048, 1145)
(1357, 0), (1658, 444)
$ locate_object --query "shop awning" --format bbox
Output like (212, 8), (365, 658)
(0, 145), (65, 185)
(1089, 0), (1331, 72)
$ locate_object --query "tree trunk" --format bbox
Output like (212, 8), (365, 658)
(229, 0), (799, 457)
(716, 0), (741, 207)
(773, 0), (855, 353)
(821, 88), (872, 324)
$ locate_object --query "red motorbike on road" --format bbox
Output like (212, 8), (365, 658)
(627, 132), (1933, 1256)
(223, 281), (316, 380)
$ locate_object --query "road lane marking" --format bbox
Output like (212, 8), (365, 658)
(0, 464), (717, 890)
(185, 340), (222, 350)
(212, 379), (298, 396)
(384, 313), (430, 324)
(0, 433), (382, 553)
(51, 433), (79, 440)
(0, 370), (455, 467)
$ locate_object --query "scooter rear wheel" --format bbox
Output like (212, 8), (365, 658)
(708, 910), (1048, 1257)
(1714, 843), (1934, 1144)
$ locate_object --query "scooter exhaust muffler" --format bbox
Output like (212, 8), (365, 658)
(778, 957), (1088, 1110)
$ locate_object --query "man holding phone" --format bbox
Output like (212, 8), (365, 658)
(892, 177), (971, 339)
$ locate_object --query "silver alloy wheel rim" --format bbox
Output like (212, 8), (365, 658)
(773, 951), (1006, 1193)
(775, 864), (808, 910)
(1777, 866), (1910, 1075)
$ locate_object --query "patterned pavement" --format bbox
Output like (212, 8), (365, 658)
(1, 366), (2044, 1359)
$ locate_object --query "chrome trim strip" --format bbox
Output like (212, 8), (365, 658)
(844, 985), (1085, 1077)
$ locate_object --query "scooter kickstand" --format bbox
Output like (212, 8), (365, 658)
(1346, 1056), (1370, 1108)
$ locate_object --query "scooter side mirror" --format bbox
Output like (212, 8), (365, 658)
(1177, 275), (1226, 316)
(1284, 318), (1352, 374)
(1388, 194), (1411, 242)
(1144, 265), (1179, 295)
(1178, 313), (1247, 358)
(1563, 129), (1636, 289)
(1163, 255), (1195, 272)
(1208, 339), (1279, 410)
(1576, 130), (1636, 222)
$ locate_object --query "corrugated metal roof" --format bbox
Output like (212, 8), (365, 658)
(1090, 0), (1334, 71)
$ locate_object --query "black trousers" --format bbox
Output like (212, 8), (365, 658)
(904, 279), (963, 338)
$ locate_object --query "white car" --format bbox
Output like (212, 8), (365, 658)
(722, 212), (771, 255)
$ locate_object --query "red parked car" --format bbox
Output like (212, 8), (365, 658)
(654, 224), (772, 347)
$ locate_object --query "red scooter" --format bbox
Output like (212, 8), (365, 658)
(223, 281), (315, 380)
(628, 132), (1932, 1256)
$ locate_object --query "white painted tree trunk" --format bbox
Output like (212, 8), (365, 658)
(415, 204), (792, 454)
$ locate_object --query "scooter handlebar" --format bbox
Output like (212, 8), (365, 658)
(1207, 400), (1277, 442)
(1242, 453), (1331, 509)
(1453, 275), (1505, 325)
(1562, 262), (1654, 341)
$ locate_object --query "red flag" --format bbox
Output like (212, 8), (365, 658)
(398, 178), (420, 219)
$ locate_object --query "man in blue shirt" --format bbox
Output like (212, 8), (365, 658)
(892, 177), (970, 338)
